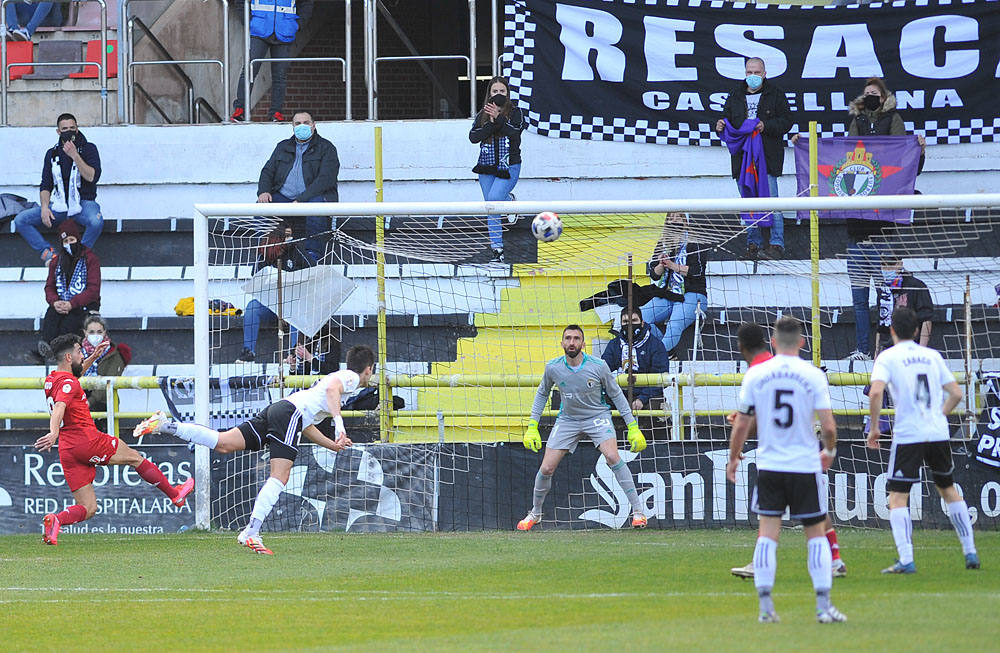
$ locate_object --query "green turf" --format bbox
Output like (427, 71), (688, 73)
(1, 529), (996, 651)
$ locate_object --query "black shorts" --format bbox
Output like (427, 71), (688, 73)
(887, 440), (954, 492)
(752, 470), (827, 526)
(237, 399), (304, 461)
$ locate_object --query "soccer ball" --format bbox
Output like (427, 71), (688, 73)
(531, 212), (563, 242)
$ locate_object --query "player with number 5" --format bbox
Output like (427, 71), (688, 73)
(517, 325), (648, 531)
(868, 306), (980, 573)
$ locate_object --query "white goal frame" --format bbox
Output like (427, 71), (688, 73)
(190, 192), (1000, 529)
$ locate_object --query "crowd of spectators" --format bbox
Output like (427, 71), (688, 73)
(5, 53), (934, 387)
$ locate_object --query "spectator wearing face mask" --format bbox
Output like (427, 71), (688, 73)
(29, 220), (100, 363)
(842, 77), (926, 362)
(237, 222), (316, 363)
(601, 306), (670, 412)
(715, 57), (792, 261)
(81, 314), (132, 422)
(14, 113), (103, 263)
(873, 253), (934, 354)
(469, 75), (525, 263)
(256, 111), (339, 261)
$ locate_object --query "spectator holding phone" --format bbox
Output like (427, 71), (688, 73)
(469, 76), (525, 263)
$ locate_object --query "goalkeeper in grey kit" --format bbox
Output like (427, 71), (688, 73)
(517, 324), (649, 530)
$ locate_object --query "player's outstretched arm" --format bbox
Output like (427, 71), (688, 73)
(601, 364), (637, 425)
(867, 380), (886, 448)
(324, 376), (347, 437)
(524, 369), (554, 453)
(36, 401), (67, 451)
(302, 424), (352, 452)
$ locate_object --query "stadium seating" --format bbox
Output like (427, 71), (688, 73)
(4, 40), (34, 80)
(22, 39), (83, 79)
(68, 39), (118, 78)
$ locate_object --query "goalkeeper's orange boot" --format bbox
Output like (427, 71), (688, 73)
(171, 477), (195, 507)
(631, 512), (648, 529)
(516, 512), (541, 531)
(134, 411), (170, 441)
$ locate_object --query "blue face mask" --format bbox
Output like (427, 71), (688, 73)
(745, 74), (763, 90)
(293, 124), (312, 141)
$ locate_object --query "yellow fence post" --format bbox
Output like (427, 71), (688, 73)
(374, 125), (392, 442)
(809, 121), (821, 368)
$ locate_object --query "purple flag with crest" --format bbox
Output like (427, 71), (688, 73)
(794, 136), (922, 223)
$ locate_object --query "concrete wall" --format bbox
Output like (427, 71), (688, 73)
(1, 121), (997, 221)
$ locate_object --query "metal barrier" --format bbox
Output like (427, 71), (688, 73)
(2, 371), (971, 443)
(373, 55), (472, 119)
(240, 0), (352, 122)
(366, 0), (478, 120)
(1, 0), (108, 126)
(121, 0), (228, 124)
(128, 59), (223, 124)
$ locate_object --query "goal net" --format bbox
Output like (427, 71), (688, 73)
(191, 194), (1000, 533)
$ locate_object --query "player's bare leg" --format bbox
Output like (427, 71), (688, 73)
(518, 447), (567, 531)
(938, 484), (979, 569)
(238, 458), (294, 555)
(43, 485), (97, 545)
(598, 438), (647, 528)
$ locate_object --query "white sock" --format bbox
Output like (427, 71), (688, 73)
(244, 477), (285, 537)
(175, 422), (220, 449)
(610, 459), (644, 513)
(754, 536), (777, 613)
(807, 536), (833, 611)
(947, 500), (977, 555)
(889, 507), (914, 564)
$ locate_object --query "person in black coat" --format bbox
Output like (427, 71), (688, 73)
(715, 58), (792, 259)
(257, 111), (339, 261)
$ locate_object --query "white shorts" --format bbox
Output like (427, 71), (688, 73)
(545, 416), (616, 453)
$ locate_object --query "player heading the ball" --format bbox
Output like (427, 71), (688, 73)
(867, 306), (980, 573)
(135, 344), (376, 555)
(517, 324), (648, 531)
(36, 334), (194, 545)
(727, 317), (846, 624)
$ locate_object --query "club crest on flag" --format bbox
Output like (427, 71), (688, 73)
(828, 143), (884, 197)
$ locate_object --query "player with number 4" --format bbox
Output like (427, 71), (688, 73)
(517, 324), (648, 531)
(867, 307), (980, 573)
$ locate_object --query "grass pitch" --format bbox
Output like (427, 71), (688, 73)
(1, 529), (997, 651)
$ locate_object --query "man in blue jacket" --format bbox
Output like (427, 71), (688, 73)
(231, 0), (314, 122)
(601, 307), (671, 412)
(14, 113), (103, 263)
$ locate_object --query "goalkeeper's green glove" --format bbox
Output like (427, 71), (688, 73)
(523, 419), (542, 453)
(626, 421), (647, 453)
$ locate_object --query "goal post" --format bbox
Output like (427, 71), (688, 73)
(191, 191), (1000, 532)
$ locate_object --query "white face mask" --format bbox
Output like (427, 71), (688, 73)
(86, 333), (104, 347)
